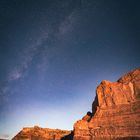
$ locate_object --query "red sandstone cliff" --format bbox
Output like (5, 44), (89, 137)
(74, 68), (140, 140)
(12, 68), (140, 140)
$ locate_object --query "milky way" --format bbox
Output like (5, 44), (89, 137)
(0, 0), (140, 139)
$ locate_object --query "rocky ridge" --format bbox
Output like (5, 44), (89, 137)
(12, 126), (72, 140)
(12, 68), (140, 140)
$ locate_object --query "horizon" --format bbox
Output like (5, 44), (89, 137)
(0, 0), (140, 139)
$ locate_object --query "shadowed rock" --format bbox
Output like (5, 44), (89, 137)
(61, 131), (74, 140)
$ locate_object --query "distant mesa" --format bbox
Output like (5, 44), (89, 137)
(12, 68), (140, 140)
(12, 126), (73, 140)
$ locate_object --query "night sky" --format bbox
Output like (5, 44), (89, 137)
(0, 0), (140, 139)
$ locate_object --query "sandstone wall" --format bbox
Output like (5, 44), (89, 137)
(74, 68), (140, 140)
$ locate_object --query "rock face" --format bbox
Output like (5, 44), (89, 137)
(74, 68), (140, 140)
(12, 68), (140, 140)
(12, 126), (72, 140)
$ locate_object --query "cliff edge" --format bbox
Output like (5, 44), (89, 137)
(74, 68), (140, 140)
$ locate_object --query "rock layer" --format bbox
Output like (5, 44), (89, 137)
(12, 68), (140, 140)
(74, 68), (140, 140)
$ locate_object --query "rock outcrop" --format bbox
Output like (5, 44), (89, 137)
(74, 68), (140, 140)
(12, 126), (72, 140)
(12, 68), (140, 140)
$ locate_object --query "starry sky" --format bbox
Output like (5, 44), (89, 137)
(0, 0), (140, 139)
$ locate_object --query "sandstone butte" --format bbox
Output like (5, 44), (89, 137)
(12, 68), (140, 140)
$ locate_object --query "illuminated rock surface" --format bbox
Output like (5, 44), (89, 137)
(74, 68), (140, 140)
(12, 126), (72, 140)
(12, 68), (140, 140)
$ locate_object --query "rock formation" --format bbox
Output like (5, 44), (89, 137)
(12, 68), (140, 140)
(74, 68), (140, 140)
(12, 126), (72, 140)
